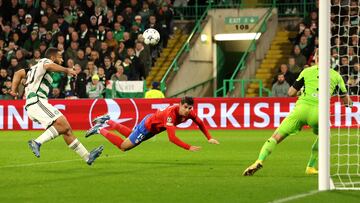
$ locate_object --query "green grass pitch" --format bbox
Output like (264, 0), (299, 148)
(0, 129), (359, 203)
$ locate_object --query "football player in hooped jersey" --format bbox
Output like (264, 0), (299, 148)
(12, 47), (103, 165)
(86, 97), (220, 151)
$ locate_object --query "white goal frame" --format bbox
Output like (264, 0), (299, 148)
(318, 0), (331, 191)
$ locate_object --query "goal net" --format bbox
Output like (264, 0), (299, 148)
(321, 0), (360, 190)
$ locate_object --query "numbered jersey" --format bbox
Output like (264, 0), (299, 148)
(25, 58), (54, 106)
(293, 65), (347, 106)
(144, 104), (197, 134)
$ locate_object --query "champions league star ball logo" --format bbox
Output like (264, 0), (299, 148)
(88, 99), (139, 129)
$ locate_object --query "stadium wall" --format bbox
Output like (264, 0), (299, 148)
(0, 97), (359, 130)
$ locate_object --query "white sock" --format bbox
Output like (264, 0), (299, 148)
(35, 126), (60, 145)
(68, 139), (90, 162)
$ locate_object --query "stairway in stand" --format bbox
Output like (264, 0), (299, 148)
(146, 29), (188, 88)
(246, 30), (296, 97)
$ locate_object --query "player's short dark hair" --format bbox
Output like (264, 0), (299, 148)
(45, 47), (59, 59)
(181, 96), (194, 106)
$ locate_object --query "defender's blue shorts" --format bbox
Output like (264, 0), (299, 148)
(128, 114), (155, 145)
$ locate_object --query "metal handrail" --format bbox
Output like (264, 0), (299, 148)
(160, 3), (212, 92)
(223, 79), (272, 97)
(218, 7), (274, 96)
(169, 78), (214, 98)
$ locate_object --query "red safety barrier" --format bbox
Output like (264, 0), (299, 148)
(0, 97), (359, 130)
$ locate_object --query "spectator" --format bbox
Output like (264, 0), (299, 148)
(90, 50), (102, 67)
(79, 23), (90, 46)
(97, 67), (107, 87)
(96, 24), (106, 41)
(0, 50), (9, 69)
(65, 41), (79, 62)
(145, 81), (165, 98)
(132, 15), (144, 34)
(86, 74), (104, 98)
(103, 9), (115, 29)
(293, 45), (307, 69)
(39, 42), (48, 57)
(288, 56), (302, 77)
(112, 0), (126, 15)
(1, 24), (12, 45)
(122, 31), (135, 48)
(0, 68), (8, 92)
(74, 49), (88, 70)
(99, 42), (110, 62)
(113, 22), (125, 43)
(64, 8), (76, 25)
(87, 34), (101, 51)
(117, 41), (127, 60)
(5, 41), (17, 61)
(24, 31), (40, 53)
(331, 48), (340, 69)
(127, 47), (145, 80)
(156, 4), (173, 48)
(50, 87), (65, 99)
(273, 64), (295, 86)
(339, 56), (350, 77)
(7, 57), (19, 78)
(139, 2), (153, 24)
(57, 15), (69, 35)
(28, 49), (42, 66)
(1, 78), (13, 100)
(53, 0), (63, 16)
(272, 73), (290, 97)
(73, 64), (88, 98)
(103, 56), (116, 80)
(24, 14), (34, 31)
(83, 0), (95, 17)
(297, 35), (312, 59)
(93, 6), (104, 26)
(86, 61), (98, 79)
(111, 62), (128, 81)
(348, 62), (360, 95)
(135, 41), (151, 77)
(105, 31), (118, 50)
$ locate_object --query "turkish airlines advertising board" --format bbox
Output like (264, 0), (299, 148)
(0, 97), (359, 130)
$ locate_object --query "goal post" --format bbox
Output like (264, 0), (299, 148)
(319, 0), (360, 191)
(318, 0), (331, 191)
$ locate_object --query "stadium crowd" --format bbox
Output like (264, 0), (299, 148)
(0, 0), (174, 99)
(272, 0), (360, 96)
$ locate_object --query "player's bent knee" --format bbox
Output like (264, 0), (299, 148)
(53, 116), (73, 135)
(120, 139), (135, 152)
(271, 133), (284, 143)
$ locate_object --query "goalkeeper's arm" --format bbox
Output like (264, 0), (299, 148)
(288, 76), (304, 97)
(341, 94), (353, 108)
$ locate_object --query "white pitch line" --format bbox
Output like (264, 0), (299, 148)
(0, 154), (124, 169)
(269, 190), (320, 203)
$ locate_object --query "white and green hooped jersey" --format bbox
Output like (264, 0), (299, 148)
(25, 58), (54, 107)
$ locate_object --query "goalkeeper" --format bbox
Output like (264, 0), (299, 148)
(243, 52), (353, 176)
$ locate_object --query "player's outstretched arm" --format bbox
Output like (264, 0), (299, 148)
(10, 69), (26, 98)
(193, 115), (220, 145)
(341, 94), (353, 108)
(288, 86), (299, 97)
(166, 126), (200, 151)
(44, 63), (77, 77)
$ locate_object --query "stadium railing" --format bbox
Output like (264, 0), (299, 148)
(214, 7), (273, 97)
(161, 0), (316, 96)
(168, 78), (214, 98)
(160, 3), (213, 93)
(173, 0), (316, 20)
(222, 79), (272, 97)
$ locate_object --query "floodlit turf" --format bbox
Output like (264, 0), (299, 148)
(0, 130), (359, 203)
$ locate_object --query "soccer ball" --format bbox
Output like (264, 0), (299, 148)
(143, 28), (160, 45)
